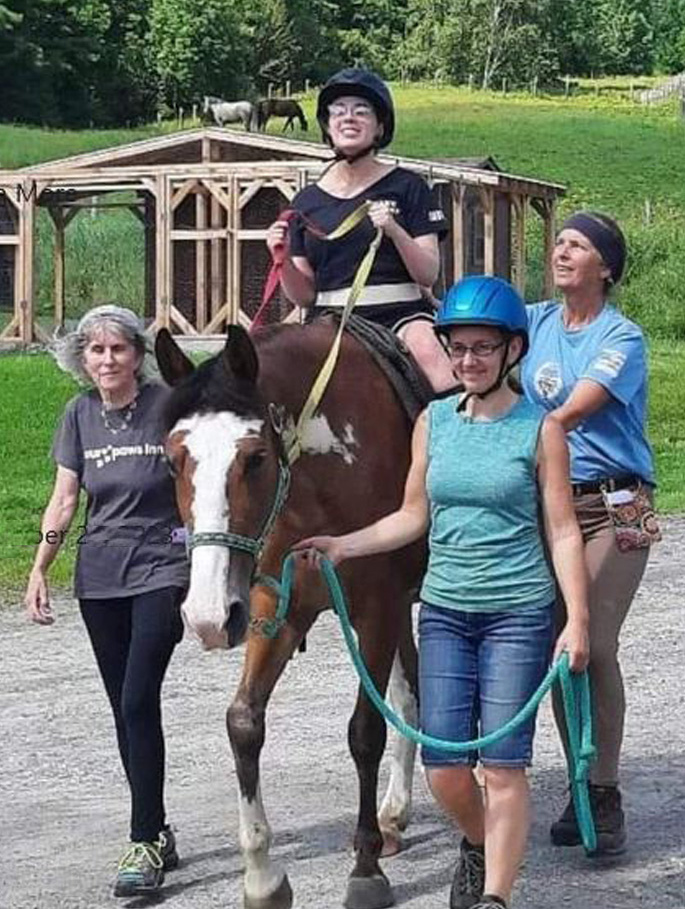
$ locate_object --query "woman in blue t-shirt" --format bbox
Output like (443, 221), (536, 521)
(521, 211), (658, 857)
(265, 68), (455, 392)
(294, 276), (589, 909)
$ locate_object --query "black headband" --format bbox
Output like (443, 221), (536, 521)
(561, 212), (626, 284)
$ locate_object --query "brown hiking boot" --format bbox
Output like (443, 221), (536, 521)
(550, 785), (626, 855)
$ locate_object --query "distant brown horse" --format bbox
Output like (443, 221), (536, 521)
(256, 97), (308, 132)
(156, 321), (425, 909)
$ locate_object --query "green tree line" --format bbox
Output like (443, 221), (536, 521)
(1, 0), (685, 127)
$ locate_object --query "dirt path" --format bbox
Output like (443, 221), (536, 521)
(2, 518), (684, 909)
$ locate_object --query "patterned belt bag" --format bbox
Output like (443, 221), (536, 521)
(601, 482), (662, 552)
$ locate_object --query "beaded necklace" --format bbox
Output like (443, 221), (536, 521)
(100, 394), (138, 435)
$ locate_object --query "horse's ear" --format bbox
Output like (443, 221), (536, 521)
(155, 328), (196, 386)
(221, 324), (259, 385)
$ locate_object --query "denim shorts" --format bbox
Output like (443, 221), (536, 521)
(419, 602), (554, 767)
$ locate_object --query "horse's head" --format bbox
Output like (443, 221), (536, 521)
(156, 326), (286, 651)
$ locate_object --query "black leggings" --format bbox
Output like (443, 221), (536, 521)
(80, 587), (184, 842)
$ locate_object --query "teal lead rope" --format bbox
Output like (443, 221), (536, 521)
(256, 553), (597, 853)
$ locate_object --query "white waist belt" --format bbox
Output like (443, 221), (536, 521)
(316, 282), (421, 308)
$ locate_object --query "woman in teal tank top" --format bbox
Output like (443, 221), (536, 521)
(294, 277), (590, 909)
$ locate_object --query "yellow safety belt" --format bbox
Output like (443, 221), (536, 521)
(283, 201), (383, 465)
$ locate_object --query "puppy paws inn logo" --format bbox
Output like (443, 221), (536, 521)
(84, 443), (165, 469)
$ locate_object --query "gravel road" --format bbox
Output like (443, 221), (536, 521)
(2, 518), (684, 909)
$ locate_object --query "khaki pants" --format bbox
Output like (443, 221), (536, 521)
(553, 490), (650, 786)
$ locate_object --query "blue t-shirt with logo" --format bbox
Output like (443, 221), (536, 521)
(521, 301), (654, 484)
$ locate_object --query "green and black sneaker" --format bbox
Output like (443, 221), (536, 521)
(157, 826), (180, 871)
(113, 841), (164, 897)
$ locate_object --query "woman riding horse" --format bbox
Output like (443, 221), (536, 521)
(265, 68), (455, 392)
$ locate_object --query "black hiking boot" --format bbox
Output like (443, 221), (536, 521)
(449, 836), (486, 909)
(550, 784), (626, 855)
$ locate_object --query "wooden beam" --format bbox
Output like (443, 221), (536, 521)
(170, 228), (227, 241)
(170, 305), (198, 335)
(204, 302), (231, 334)
(238, 179), (266, 210)
(171, 178), (202, 212)
(0, 313), (19, 339)
(0, 236), (19, 245)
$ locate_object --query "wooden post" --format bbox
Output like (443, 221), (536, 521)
(502, 77), (507, 94)
(177, 107), (184, 129)
(565, 75), (570, 98)
(480, 187), (495, 276)
(155, 175), (171, 329)
(451, 183), (465, 283)
(268, 83), (274, 99)
(512, 195), (527, 294)
(305, 78), (310, 95)
(52, 207), (66, 329)
(532, 76), (538, 97)
(540, 199), (556, 297)
(210, 192), (222, 323)
(196, 187), (208, 332)
(17, 187), (35, 343)
(285, 80), (291, 98)
(468, 74), (474, 91)
(192, 103), (198, 122)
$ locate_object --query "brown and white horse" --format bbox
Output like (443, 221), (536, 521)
(156, 321), (425, 909)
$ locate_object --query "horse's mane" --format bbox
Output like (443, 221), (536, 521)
(163, 355), (264, 432)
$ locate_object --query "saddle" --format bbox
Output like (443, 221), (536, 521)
(328, 313), (435, 424)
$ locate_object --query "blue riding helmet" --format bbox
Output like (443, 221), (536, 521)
(435, 275), (529, 355)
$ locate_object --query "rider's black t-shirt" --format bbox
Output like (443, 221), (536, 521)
(289, 167), (448, 299)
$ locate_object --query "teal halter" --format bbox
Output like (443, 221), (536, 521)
(187, 456), (291, 559)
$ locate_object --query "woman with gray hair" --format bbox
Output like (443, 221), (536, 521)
(24, 305), (188, 897)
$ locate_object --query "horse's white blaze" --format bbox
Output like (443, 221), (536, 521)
(173, 412), (263, 644)
(379, 652), (418, 833)
(239, 789), (286, 899)
(301, 415), (358, 464)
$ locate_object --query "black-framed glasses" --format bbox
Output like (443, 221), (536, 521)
(446, 341), (505, 360)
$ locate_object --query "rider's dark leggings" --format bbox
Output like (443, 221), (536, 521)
(79, 587), (184, 843)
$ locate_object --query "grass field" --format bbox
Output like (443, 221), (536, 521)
(1, 80), (684, 594)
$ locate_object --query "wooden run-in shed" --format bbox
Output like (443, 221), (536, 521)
(0, 128), (564, 346)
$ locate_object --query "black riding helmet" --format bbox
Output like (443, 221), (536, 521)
(317, 68), (395, 151)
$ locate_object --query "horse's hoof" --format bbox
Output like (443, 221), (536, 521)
(344, 873), (394, 909)
(380, 827), (403, 858)
(244, 874), (293, 909)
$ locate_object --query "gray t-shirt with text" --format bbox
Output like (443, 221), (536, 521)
(52, 382), (189, 599)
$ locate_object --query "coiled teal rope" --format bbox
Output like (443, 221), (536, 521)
(258, 553), (597, 853)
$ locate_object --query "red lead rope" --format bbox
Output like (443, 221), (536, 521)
(250, 209), (297, 333)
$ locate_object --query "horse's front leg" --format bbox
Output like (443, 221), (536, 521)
(345, 610), (399, 909)
(227, 592), (311, 909)
(378, 608), (419, 856)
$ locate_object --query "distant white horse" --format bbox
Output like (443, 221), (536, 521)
(203, 96), (255, 131)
